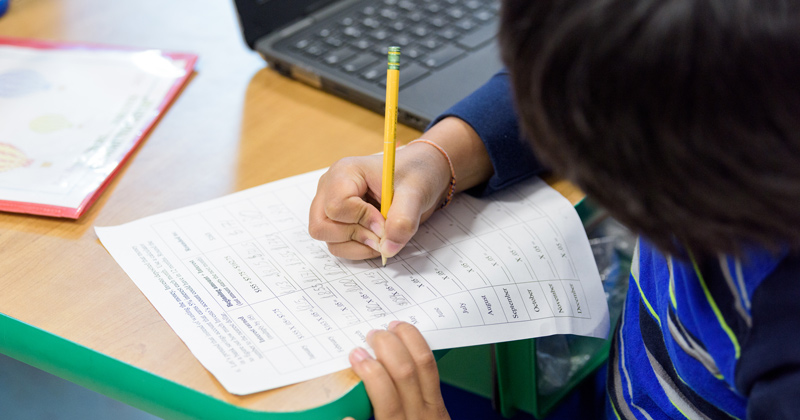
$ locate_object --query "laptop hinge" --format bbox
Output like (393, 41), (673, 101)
(290, 66), (322, 89)
(277, 0), (361, 38)
(278, 18), (314, 38)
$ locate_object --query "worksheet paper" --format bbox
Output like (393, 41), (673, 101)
(96, 169), (610, 395)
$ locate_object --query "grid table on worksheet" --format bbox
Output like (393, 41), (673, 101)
(97, 170), (607, 394)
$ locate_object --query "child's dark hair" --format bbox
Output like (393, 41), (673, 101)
(499, 0), (800, 257)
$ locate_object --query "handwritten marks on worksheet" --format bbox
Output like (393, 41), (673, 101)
(96, 169), (608, 395)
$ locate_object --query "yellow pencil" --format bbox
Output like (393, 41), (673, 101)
(380, 46), (400, 266)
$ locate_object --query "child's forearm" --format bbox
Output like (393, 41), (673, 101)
(417, 116), (494, 194)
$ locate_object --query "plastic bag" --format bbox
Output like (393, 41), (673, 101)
(536, 216), (633, 396)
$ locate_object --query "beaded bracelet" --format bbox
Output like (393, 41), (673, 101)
(408, 139), (456, 209)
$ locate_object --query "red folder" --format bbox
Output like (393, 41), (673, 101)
(0, 37), (197, 218)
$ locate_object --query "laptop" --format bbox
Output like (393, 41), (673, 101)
(233, 0), (503, 131)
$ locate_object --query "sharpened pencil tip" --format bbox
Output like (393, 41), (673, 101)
(381, 255), (387, 266)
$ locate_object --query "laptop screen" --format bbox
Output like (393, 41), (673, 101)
(234, 0), (340, 48)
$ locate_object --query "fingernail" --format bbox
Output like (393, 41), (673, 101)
(370, 222), (385, 238)
(351, 347), (372, 363)
(380, 240), (403, 258)
(388, 320), (403, 330)
(364, 239), (380, 252)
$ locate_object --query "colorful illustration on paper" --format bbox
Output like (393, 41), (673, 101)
(0, 143), (32, 173)
(29, 114), (73, 134)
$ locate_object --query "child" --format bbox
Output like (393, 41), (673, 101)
(308, 0), (800, 418)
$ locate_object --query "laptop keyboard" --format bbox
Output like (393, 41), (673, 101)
(284, 0), (500, 89)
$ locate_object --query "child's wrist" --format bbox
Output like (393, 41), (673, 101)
(406, 139), (456, 210)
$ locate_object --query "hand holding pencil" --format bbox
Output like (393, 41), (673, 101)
(308, 47), (458, 264)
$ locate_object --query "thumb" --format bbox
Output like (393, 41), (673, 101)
(380, 188), (427, 259)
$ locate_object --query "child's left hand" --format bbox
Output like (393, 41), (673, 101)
(344, 321), (450, 420)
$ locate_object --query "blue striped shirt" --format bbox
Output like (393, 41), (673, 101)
(606, 239), (793, 419)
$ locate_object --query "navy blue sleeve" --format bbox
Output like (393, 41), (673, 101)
(428, 70), (548, 196)
(734, 252), (800, 419)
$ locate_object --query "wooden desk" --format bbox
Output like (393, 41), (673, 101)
(0, 1), (583, 418)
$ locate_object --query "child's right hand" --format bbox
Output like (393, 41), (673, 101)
(308, 141), (453, 260)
